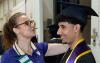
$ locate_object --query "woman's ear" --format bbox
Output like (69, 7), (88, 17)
(13, 28), (19, 34)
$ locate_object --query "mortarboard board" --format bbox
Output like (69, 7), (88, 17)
(57, 2), (98, 25)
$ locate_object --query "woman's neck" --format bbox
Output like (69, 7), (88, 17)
(17, 38), (33, 55)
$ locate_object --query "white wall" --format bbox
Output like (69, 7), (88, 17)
(27, 0), (44, 42)
(10, 0), (25, 15)
(91, 0), (100, 63)
(0, 0), (8, 31)
(0, 0), (4, 31)
(43, 0), (54, 22)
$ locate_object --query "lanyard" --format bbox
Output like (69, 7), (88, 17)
(14, 44), (33, 63)
(18, 55), (33, 63)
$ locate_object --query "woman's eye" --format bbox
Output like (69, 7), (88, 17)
(61, 26), (65, 29)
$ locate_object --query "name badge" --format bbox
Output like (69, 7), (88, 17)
(18, 55), (33, 63)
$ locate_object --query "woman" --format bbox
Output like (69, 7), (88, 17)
(1, 12), (68, 63)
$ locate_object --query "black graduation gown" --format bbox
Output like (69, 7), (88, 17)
(60, 39), (96, 63)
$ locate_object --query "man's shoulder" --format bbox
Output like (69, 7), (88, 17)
(77, 52), (96, 63)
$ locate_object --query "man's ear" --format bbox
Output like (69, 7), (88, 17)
(74, 24), (81, 33)
(13, 28), (19, 34)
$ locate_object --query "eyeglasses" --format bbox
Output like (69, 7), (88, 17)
(14, 20), (34, 28)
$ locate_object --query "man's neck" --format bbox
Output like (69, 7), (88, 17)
(69, 35), (83, 49)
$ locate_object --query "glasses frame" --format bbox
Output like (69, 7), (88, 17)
(14, 20), (34, 28)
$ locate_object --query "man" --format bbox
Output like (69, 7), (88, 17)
(57, 2), (98, 63)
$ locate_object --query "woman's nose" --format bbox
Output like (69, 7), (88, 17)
(30, 22), (35, 27)
(57, 28), (62, 35)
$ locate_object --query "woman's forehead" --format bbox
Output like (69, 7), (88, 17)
(16, 15), (30, 23)
(17, 15), (28, 20)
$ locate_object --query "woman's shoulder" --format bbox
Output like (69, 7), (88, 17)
(1, 47), (19, 63)
(1, 47), (17, 59)
(1, 48), (14, 62)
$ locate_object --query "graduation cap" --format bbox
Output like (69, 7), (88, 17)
(57, 2), (98, 26)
